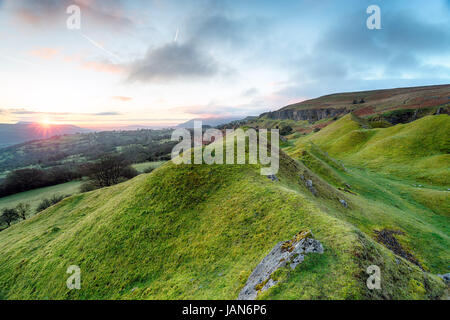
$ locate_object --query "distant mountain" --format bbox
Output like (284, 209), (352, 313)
(177, 117), (242, 128)
(0, 122), (91, 149)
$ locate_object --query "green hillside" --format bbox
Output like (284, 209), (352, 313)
(293, 114), (450, 185)
(0, 133), (447, 299)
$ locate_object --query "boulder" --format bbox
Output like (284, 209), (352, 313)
(438, 273), (450, 284)
(238, 230), (323, 300)
(305, 179), (318, 196)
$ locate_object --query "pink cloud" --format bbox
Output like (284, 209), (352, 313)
(29, 48), (60, 59)
(112, 96), (132, 102)
(81, 60), (125, 74)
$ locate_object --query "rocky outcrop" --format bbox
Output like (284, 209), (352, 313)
(438, 273), (450, 284)
(238, 230), (323, 300)
(260, 108), (349, 122)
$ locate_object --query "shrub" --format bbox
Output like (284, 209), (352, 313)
(120, 166), (139, 179)
(36, 194), (69, 213)
(0, 208), (20, 227)
(144, 166), (155, 174)
(280, 125), (293, 136)
(15, 203), (30, 220)
(80, 180), (100, 193)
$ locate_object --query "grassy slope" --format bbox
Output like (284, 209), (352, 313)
(0, 181), (82, 215)
(0, 137), (445, 300)
(132, 161), (165, 173)
(297, 114), (450, 185)
(280, 84), (450, 113)
(284, 114), (449, 274)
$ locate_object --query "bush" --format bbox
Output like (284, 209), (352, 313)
(280, 125), (293, 136)
(143, 166), (155, 174)
(36, 194), (69, 213)
(120, 166), (139, 179)
(1, 208), (20, 227)
(313, 128), (321, 132)
(80, 180), (100, 193)
(15, 203), (30, 220)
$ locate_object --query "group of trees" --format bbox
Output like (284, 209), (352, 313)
(0, 194), (70, 230)
(0, 203), (29, 229)
(0, 166), (81, 197)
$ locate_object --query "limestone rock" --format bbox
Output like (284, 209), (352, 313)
(238, 230), (323, 300)
(438, 273), (450, 284)
(305, 179), (317, 196)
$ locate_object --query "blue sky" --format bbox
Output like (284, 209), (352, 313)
(0, 0), (449, 128)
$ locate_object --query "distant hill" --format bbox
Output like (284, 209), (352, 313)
(260, 84), (450, 122)
(177, 117), (242, 128)
(0, 122), (91, 149)
(0, 128), (175, 173)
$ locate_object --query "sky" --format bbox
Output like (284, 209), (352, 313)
(0, 0), (449, 129)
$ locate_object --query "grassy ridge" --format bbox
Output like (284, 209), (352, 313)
(295, 114), (450, 185)
(0, 140), (446, 299)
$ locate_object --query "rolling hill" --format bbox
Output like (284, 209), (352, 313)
(0, 130), (447, 299)
(261, 84), (450, 122)
(290, 114), (450, 185)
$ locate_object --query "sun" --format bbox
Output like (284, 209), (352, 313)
(40, 117), (52, 127)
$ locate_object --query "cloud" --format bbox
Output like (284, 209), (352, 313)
(81, 60), (125, 74)
(6, 0), (133, 30)
(93, 112), (122, 116)
(112, 96), (132, 102)
(29, 48), (60, 59)
(276, 7), (450, 100)
(170, 103), (267, 119)
(2, 108), (121, 117)
(242, 88), (259, 97)
(127, 42), (218, 82)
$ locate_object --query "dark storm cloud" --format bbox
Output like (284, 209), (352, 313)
(126, 3), (268, 83)
(279, 7), (450, 99)
(127, 42), (218, 82)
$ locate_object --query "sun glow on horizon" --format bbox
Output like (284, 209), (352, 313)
(40, 117), (52, 126)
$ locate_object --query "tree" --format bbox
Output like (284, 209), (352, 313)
(1, 208), (19, 227)
(83, 154), (136, 187)
(15, 203), (30, 220)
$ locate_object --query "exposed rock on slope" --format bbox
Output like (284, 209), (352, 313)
(260, 108), (349, 122)
(238, 230), (323, 300)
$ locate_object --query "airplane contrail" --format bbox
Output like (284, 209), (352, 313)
(174, 27), (179, 42)
(79, 32), (122, 63)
